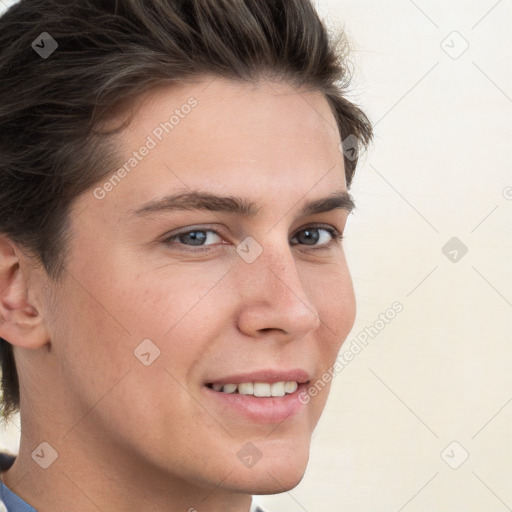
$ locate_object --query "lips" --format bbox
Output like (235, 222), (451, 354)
(205, 368), (311, 387)
(202, 369), (312, 423)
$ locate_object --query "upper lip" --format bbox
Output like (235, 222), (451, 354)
(206, 369), (312, 386)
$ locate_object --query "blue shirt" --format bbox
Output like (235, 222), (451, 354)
(0, 481), (37, 511)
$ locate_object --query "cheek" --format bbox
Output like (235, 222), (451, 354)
(110, 256), (233, 339)
(297, 261), (355, 419)
(51, 277), (134, 389)
(307, 260), (356, 351)
(48, 269), (206, 450)
(49, 256), (228, 419)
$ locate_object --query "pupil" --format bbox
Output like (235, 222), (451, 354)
(183, 231), (206, 245)
(299, 229), (319, 245)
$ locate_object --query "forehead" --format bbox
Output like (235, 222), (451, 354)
(116, 76), (341, 161)
(89, 77), (346, 218)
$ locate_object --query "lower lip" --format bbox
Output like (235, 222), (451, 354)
(202, 383), (309, 424)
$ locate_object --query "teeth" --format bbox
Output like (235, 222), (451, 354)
(284, 381), (298, 393)
(253, 383), (271, 397)
(210, 381), (299, 397)
(222, 383), (237, 394)
(238, 382), (254, 395)
(271, 381), (285, 397)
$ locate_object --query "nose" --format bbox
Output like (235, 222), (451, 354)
(234, 238), (322, 341)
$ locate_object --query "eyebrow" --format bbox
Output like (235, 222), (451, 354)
(130, 190), (355, 218)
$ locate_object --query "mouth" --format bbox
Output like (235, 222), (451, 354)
(202, 370), (312, 423)
(205, 380), (304, 397)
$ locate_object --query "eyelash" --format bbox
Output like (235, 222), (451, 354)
(161, 225), (344, 253)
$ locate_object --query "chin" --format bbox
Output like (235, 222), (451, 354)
(225, 442), (310, 494)
(227, 467), (307, 496)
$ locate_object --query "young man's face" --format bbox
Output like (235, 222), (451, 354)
(22, 77), (356, 497)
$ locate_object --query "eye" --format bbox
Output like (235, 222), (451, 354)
(290, 225), (343, 249)
(163, 228), (223, 250)
(162, 225), (343, 253)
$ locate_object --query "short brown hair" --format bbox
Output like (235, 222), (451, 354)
(0, 0), (372, 419)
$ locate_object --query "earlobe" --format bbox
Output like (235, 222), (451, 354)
(0, 235), (50, 349)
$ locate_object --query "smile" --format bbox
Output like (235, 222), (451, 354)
(206, 381), (299, 397)
(202, 370), (312, 423)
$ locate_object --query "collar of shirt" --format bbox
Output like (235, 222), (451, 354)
(250, 496), (271, 512)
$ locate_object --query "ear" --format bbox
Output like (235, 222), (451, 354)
(0, 235), (50, 349)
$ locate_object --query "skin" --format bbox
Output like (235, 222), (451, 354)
(0, 76), (356, 512)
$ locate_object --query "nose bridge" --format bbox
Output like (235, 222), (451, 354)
(234, 233), (321, 336)
(243, 233), (300, 291)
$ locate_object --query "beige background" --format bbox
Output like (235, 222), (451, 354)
(1, 0), (512, 510)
